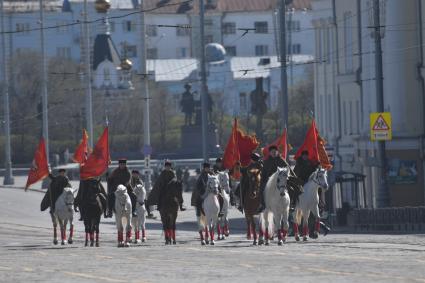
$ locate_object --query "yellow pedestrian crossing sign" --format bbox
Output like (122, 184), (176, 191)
(370, 112), (392, 141)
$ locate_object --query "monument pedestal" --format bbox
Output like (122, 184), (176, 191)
(179, 124), (219, 158)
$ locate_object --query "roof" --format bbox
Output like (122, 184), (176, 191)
(92, 34), (122, 70)
(146, 55), (314, 82)
(142, 0), (311, 14)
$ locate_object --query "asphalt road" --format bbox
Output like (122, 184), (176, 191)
(0, 180), (425, 283)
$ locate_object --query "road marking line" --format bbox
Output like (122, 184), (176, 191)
(34, 251), (48, 256)
(239, 263), (254, 268)
(0, 266), (12, 271)
(96, 255), (113, 259)
(23, 267), (33, 272)
(63, 271), (127, 282)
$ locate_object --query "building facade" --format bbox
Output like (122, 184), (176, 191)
(313, 0), (425, 208)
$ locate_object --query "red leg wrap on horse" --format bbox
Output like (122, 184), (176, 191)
(224, 224), (229, 235)
(199, 231), (204, 241)
(293, 223), (299, 235)
(303, 226), (308, 237)
(217, 225), (221, 236)
(277, 229), (282, 240)
(96, 232), (99, 242)
(172, 229), (176, 241)
(118, 231), (123, 242)
(90, 232), (94, 241)
(205, 228), (209, 240)
(315, 220), (321, 232)
(136, 231), (139, 240)
(164, 229), (169, 239)
(69, 225), (74, 239)
(265, 228), (269, 240)
(282, 229), (288, 238)
(210, 228), (214, 241)
(86, 232), (89, 241)
(142, 229), (146, 238)
(126, 230), (131, 241)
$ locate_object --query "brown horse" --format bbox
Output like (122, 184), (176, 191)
(242, 168), (262, 245)
(159, 179), (184, 245)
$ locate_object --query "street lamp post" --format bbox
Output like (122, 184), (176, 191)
(279, 0), (289, 130)
(83, 0), (93, 148)
(199, 0), (208, 162)
(1, 0), (14, 185)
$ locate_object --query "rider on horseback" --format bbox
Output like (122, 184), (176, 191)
(257, 145), (301, 213)
(74, 177), (108, 220)
(191, 162), (211, 218)
(130, 170), (154, 219)
(237, 153), (263, 212)
(41, 168), (71, 213)
(148, 160), (186, 212)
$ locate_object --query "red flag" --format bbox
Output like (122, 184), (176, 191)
(223, 119), (240, 170)
(317, 134), (333, 170)
(80, 127), (110, 180)
(25, 138), (49, 190)
(262, 128), (291, 160)
(72, 129), (89, 165)
(236, 128), (259, 167)
(294, 119), (320, 165)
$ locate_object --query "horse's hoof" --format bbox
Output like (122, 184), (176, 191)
(312, 232), (319, 239)
(205, 240), (210, 245)
(258, 239), (264, 246)
(278, 240), (283, 246)
(96, 242), (100, 247)
(265, 241), (270, 246)
(252, 240), (258, 246)
(85, 241), (88, 247)
(53, 239), (58, 245)
(303, 237), (308, 242)
(90, 241), (94, 247)
(295, 236), (300, 242)
(210, 240), (215, 245)
(61, 241), (67, 246)
(125, 242), (130, 247)
(68, 239), (73, 244)
(201, 240), (206, 246)
(173, 240), (176, 245)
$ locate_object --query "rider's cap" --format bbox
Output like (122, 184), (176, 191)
(118, 158), (127, 164)
(251, 153), (260, 161)
(202, 162), (211, 168)
(131, 169), (140, 174)
(184, 82), (191, 89)
(268, 145), (278, 151)
(58, 168), (66, 173)
(164, 160), (172, 166)
(215, 157), (223, 163)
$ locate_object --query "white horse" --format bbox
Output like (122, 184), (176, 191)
(132, 184), (147, 243)
(51, 186), (76, 245)
(261, 167), (291, 246)
(294, 168), (329, 241)
(114, 184), (132, 247)
(199, 175), (220, 245)
(216, 171), (231, 240)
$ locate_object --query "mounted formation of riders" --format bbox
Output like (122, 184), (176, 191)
(40, 144), (330, 247)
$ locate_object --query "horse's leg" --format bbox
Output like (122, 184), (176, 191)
(224, 216), (230, 237)
(302, 209), (310, 241)
(282, 205), (290, 243)
(216, 218), (222, 240)
(141, 210), (146, 242)
(172, 211), (177, 245)
(68, 219), (74, 244)
(58, 219), (66, 245)
(95, 217), (100, 247)
(293, 209), (301, 242)
(245, 216), (252, 240)
(117, 218), (124, 247)
(83, 218), (89, 247)
(312, 204), (321, 239)
(90, 219), (95, 247)
(209, 217), (215, 245)
(51, 213), (58, 245)
(125, 216), (132, 245)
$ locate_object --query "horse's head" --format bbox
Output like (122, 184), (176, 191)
(310, 168), (329, 191)
(206, 175), (220, 195)
(134, 184), (146, 203)
(217, 171), (230, 193)
(276, 167), (289, 196)
(247, 168), (261, 198)
(62, 186), (75, 207)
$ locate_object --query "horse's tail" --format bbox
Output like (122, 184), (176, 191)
(199, 213), (206, 230)
(294, 208), (302, 225)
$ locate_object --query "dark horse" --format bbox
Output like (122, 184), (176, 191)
(242, 168), (262, 245)
(159, 179), (184, 245)
(75, 179), (107, 247)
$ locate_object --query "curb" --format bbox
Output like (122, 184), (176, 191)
(0, 185), (45, 193)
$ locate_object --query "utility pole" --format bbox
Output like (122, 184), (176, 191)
(139, 0), (152, 190)
(279, 0), (289, 130)
(39, 0), (49, 167)
(199, 0), (208, 162)
(373, 0), (389, 207)
(83, 0), (93, 148)
(1, 0), (14, 185)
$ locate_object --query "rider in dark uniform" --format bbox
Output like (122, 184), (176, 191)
(40, 168), (71, 213)
(74, 177), (108, 220)
(106, 159), (136, 217)
(148, 160), (185, 211)
(257, 145), (298, 213)
(237, 153), (263, 211)
(213, 157), (225, 174)
(191, 162), (211, 218)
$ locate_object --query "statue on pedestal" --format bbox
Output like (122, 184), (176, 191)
(180, 83), (195, 126)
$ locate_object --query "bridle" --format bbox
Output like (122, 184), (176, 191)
(248, 171), (260, 199)
(276, 169), (289, 196)
(311, 170), (326, 188)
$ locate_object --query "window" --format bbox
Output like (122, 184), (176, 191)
(109, 21), (115, 32)
(204, 19), (213, 26)
(125, 45), (137, 58)
(222, 22), (236, 34)
(56, 47), (71, 59)
(255, 45), (269, 56)
(292, 44), (301, 54)
(103, 68), (111, 82)
(343, 11), (354, 73)
(146, 25), (157, 37)
(56, 21), (69, 33)
(254, 21), (268, 33)
(176, 47), (189, 58)
(287, 20), (300, 32)
(147, 48), (158, 59)
(176, 25), (190, 36)
(122, 20), (136, 32)
(16, 23), (30, 34)
(205, 35), (214, 44)
(225, 46), (236, 56)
